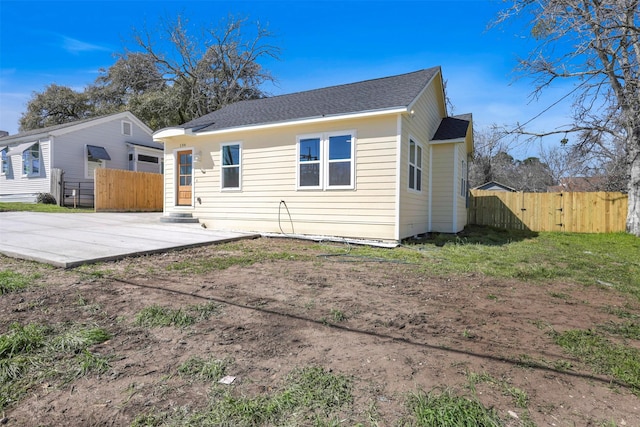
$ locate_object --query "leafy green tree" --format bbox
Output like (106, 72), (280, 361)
(19, 84), (92, 131)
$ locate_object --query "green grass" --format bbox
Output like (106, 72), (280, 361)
(134, 302), (220, 328)
(0, 202), (93, 213)
(553, 329), (640, 395)
(178, 356), (229, 381)
(344, 227), (640, 300)
(0, 322), (111, 410)
(402, 388), (503, 426)
(0, 270), (41, 294)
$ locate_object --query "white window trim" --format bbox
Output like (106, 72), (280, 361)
(408, 136), (423, 193)
(296, 133), (323, 190)
(1, 148), (7, 175)
(460, 159), (467, 198)
(296, 130), (356, 191)
(22, 142), (41, 177)
(220, 141), (242, 191)
(121, 120), (133, 136)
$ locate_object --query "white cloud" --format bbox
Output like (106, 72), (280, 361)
(60, 35), (111, 54)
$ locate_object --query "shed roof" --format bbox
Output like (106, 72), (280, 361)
(432, 114), (472, 141)
(180, 67), (441, 133)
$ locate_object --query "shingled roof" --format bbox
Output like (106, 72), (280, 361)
(181, 67), (441, 133)
(432, 114), (472, 141)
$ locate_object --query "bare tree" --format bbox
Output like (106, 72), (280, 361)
(131, 14), (280, 124)
(495, 0), (640, 235)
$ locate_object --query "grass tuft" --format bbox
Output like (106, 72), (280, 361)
(178, 356), (229, 381)
(0, 270), (39, 294)
(404, 388), (503, 426)
(553, 329), (640, 394)
(134, 302), (220, 328)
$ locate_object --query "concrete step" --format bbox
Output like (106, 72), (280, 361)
(160, 212), (200, 223)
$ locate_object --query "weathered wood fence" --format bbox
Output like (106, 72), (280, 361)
(95, 169), (163, 212)
(468, 190), (628, 233)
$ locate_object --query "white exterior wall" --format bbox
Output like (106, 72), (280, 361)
(162, 115), (399, 242)
(0, 113), (158, 202)
(398, 72), (446, 238)
(55, 118), (153, 182)
(0, 138), (52, 200)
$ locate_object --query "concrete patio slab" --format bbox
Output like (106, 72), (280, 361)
(0, 212), (259, 268)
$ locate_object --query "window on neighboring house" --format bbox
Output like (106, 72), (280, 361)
(408, 138), (422, 191)
(1, 147), (7, 175)
(297, 131), (355, 190)
(460, 159), (467, 197)
(23, 142), (40, 176)
(122, 121), (132, 136)
(221, 143), (241, 189)
(86, 145), (111, 178)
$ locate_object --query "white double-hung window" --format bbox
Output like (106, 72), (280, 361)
(22, 142), (40, 176)
(297, 131), (355, 190)
(408, 138), (422, 192)
(221, 142), (241, 190)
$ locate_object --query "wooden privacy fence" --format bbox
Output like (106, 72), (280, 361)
(468, 190), (628, 233)
(95, 169), (163, 212)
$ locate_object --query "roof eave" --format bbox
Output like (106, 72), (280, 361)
(189, 107), (409, 137)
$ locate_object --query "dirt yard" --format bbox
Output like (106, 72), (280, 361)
(1, 237), (639, 426)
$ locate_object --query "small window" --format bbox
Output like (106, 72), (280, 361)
(1, 148), (7, 175)
(221, 143), (241, 189)
(327, 134), (353, 187)
(408, 138), (422, 192)
(23, 142), (40, 176)
(138, 154), (159, 164)
(122, 121), (132, 136)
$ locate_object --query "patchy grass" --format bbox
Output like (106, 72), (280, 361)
(552, 329), (640, 395)
(133, 366), (353, 426)
(0, 270), (40, 294)
(134, 303), (220, 328)
(165, 243), (305, 274)
(0, 322), (111, 410)
(402, 388), (504, 426)
(0, 202), (93, 213)
(178, 356), (230, 382)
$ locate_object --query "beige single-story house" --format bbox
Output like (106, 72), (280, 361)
(154, 67), (473, 243)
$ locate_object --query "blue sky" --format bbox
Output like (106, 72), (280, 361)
(0, 0), (577, 158)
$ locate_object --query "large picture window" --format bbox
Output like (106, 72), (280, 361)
(408, 138), (422, 192)
(297, 131), (355, 190)
(23, 142), (40, 176)
(221, 143), (241, 190)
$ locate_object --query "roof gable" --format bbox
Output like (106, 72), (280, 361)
(181, 67), (441, 133)
(0, 112), (152, 143)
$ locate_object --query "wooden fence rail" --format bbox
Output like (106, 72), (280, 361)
(95, 169), (163, 212)
(468, 190), (628, 233)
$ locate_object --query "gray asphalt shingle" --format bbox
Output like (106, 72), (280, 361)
(181, 67), (441, 132)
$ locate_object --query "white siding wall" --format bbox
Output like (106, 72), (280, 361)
(162, 115), (399, 242)
(398, 73), (446, 238)
(0, 138), (52, 199)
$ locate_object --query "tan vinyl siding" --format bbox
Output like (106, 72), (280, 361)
(430, 143), (455, 232)
(162, 116), (399, 241)
(397, 71), (446, 238)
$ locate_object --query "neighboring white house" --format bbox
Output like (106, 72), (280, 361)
(154, 67), (474, 243)
(0, 112), (163, 204)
